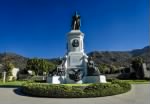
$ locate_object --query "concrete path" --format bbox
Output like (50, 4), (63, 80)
(0, 84), (149, 104)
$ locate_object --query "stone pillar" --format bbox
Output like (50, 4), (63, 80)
(3, 71), (6, 83)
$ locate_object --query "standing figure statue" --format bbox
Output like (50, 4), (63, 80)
(71, 11), (81, 30)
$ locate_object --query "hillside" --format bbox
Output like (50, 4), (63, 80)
(0, 46), (149, 69)
(130, 46), (150, 65)
(0, 52), (28, 69)
(88, 51), (132, 67)
(88, 46), (150, 67)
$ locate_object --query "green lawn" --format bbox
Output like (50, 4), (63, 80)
(0, 79), (149, 87)
(120, 80), (150, 84)
(0, 81), (25, 87)
(62, 83), (90, 86)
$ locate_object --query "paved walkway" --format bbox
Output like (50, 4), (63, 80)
(0, 84), (149, 104)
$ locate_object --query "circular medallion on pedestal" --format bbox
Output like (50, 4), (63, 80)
(72, 39), (79, 47)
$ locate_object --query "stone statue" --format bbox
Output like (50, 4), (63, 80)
(71, 11), (81, 30)
(68, 69), (84, 82)
(48, 58), (65, 76)
(87, 57), (100, 76)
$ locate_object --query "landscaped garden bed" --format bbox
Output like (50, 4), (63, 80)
(21, 80), (131, 98)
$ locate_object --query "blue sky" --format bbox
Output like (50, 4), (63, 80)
(0, 0), (149, 58)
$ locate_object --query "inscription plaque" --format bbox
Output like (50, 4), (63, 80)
(70, 55), (82, 66)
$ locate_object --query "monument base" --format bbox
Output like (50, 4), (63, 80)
(66, 77), (83, 84)
(47, 76), (65, 84)
(47, 75), (107, 84)
(83, 75), (107, 83)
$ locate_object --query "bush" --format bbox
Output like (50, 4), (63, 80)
(111, 80), (131, 92)
(0, 73), (2, 79)
(22, 80), (131, 98)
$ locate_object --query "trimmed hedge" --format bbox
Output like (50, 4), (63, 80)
(22, 80), (131, 98)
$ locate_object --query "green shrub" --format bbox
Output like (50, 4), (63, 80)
(111, 80), (131, 92)
(0, 73), (2, 79)
(22, 80), (131, 98)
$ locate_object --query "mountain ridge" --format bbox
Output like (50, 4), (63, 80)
(0, 46), (149, 69)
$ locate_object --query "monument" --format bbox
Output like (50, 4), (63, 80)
(47, 12), (106, 84)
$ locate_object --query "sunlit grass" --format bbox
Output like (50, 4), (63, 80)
(0, 81), (25, 86)
(62, 83), (90, 86)
(0, 79), (149, 87)
(120, 80), (150, 84)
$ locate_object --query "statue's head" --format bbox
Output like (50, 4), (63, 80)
(74, 11), (80, 18)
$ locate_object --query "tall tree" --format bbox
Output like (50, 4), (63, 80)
(131, 57), (144, 79)
(4, 62), (14, 79)
(26, 58), (56, 75)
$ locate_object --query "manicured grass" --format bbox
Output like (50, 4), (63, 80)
(62, 83), (90, 86)
(0, 81), (26, 87)
(0, 79), (149, 88)
(120, 80), (150, 84)
(0, 80), (90, 87)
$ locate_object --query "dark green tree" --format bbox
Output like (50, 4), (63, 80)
(131, 57), (144, 79)
(98, 64), (110, 74)
(4, 62), (14, 80)
(26, 58), (56, 75)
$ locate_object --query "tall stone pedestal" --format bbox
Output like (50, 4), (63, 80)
(47, 30), (106, 84)
(65, 30), (87, 83)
